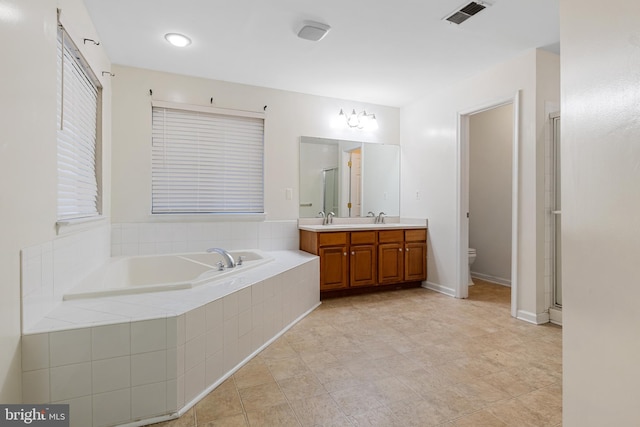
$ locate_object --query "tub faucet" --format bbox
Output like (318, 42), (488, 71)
(376, 212), (386, 224)
(206, 247), (236, 268)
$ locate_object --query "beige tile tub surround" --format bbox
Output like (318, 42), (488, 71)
(151, 280), (562, 427)
(21, 251), (319, 427)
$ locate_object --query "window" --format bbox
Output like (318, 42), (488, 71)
(151, 102), (265, 214)
(56, 25), (101, 221)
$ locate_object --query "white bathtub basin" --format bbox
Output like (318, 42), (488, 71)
(63, 249), (273, 300)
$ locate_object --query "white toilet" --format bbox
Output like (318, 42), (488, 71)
(468, 248), (477, 286)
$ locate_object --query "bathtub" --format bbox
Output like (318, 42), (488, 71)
(63, 249), (273, 300)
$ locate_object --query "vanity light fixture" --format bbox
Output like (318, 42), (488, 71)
(338, 108), (379, 130)
(164, 32), (192, 47)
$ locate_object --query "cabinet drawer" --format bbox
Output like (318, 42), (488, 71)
(350, 231), (377, 245)
(319, 232), (348, 246)
(405, 229), (426, 242)
(378, 230), (404, 243)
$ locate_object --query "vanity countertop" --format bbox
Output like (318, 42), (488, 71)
(298, 217), (428, 233)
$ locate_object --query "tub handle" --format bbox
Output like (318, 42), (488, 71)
(237, 256), (245, 266)
(216, 261), (226, 271)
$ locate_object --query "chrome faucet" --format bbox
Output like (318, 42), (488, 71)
(206, 247), (236, 268)
(318, 211), (327, 225)
(376, 212), (386, 224)
(327, 212), (335, 224)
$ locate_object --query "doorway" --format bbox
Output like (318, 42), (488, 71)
(468, 104), (514, 287)
(457, 92), (520, 318)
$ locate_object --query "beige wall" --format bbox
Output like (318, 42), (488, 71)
(110, 66), (400, 222)
(469, 104), (513, 283)
(0, 0), (112, 402)
(401, 49), (560, 321)
(562, 0), (640, 424)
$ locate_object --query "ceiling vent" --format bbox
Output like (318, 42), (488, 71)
(444, 2), (487, 25)
(297, 21), (331, 42)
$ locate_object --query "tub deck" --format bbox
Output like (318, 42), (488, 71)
(21, 250), (320, 427)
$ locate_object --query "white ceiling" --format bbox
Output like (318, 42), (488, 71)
(83, 0), (559, 107)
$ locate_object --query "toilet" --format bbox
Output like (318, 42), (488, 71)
(468, 248), (477, 286)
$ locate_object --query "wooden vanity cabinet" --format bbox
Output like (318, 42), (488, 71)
(404, 229), (427, 281)
(300, 227), (427, 295)
(317, 232), (349, 291)
(349, 231), (377, 288)
(378, 230), (405, 284)
(300, 231), (349, 291)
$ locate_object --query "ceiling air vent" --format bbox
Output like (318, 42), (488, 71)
(444, 1), (487, 25)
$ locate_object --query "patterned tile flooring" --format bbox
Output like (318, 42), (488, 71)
(151, 280), (562, 426)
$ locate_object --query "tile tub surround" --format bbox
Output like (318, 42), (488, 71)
(21, 223), (111, 332)
(21, 250), (320, 427)
(111, 220), (300, 257)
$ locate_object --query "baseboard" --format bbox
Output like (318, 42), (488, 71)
(423, 281), (457, 297)
(517, 309), (550, 325)
(549, 307), (563, 326)
(470, 271), (511, 287)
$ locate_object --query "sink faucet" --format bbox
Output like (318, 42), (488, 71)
(318, 211), (327, 225)
(327, 212), (335, 224)
(206, 247), (236, 268)
(367, 211), (375, 218)
(376, 212), (386, 224)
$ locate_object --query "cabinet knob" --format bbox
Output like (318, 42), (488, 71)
(399, 248), (402, 252)
(344, 252), (347, 256)
(351, 251), (355, 255)
(406, 248), (410, 251)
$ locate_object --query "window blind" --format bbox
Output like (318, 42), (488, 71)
(151, 106), (265, 214)
(56, 26), (100, 220)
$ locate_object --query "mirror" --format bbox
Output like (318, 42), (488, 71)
(299, 136), (400, 218)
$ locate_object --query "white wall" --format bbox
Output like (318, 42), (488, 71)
(469, 104), (513, 283)
(110, 65), (400, 223)
(400, 49), (559, 321)
(0, 0), (112, 402)
(562, 0), (640, 424)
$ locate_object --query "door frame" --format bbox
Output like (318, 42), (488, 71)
(455, 91), (520, 318)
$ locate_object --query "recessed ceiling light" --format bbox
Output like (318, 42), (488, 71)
(164, 33), (191, 47)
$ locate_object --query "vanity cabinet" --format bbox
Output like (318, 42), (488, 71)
(349, 231), (377, 288)
(404, 229), (427, 281)
(299, 227), (427, 295)
(378, 230), (405, 284)
(316, 232), (349, 291)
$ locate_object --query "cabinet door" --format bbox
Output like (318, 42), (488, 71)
(378, 242), (404, 284)
(350, 244), (377, 287)
(319, 245), (348, 291)
(404, 242), (427, 281)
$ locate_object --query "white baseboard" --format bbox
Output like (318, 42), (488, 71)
(517, 309), (550, 325)
(423, 281), (456, 297)
(470, 271), (511, 287)
(549, 307), (563, 326)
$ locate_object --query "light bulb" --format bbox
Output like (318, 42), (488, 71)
(164, 33), (192, 47)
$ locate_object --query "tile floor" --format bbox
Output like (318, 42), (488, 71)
(151, 280), (562, 426)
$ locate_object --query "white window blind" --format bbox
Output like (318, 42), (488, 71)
(56, 25), (100, 220)
(151, 105), (265, 214)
